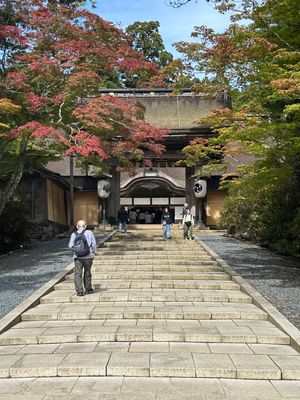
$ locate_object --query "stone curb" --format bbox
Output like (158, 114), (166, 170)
(196, 237), (300, 353)
(0, 230), (116, 335)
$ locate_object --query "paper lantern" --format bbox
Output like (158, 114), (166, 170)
(97, 180), (110, 198)
(193, 180), (207, 198)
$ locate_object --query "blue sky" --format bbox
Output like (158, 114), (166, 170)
(91, 0), (231, 56)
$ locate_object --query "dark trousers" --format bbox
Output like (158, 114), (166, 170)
(183, 223), (193, 239)
(74, 258), (93, 293)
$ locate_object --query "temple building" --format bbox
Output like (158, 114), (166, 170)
(21, 89), (231, 232)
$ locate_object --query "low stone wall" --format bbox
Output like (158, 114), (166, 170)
(29, 220), (68, 241)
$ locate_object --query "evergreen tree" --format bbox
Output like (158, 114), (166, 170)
(176, 0), (300, 253)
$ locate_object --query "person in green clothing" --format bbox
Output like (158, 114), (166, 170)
(182, 208), (194, 240)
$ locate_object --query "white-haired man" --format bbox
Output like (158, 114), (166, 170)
(68, 220), (97, 296)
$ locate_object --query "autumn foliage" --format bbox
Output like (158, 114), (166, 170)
(0, 0), (166, 215)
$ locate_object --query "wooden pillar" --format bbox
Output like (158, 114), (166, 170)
(31, 180), (36, 220)
(185, 167), (199, 220)
(69, 155), (74, 228)
(106, 169), (120, 222)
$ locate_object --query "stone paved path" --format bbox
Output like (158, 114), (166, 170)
(0, 231), (299, 399)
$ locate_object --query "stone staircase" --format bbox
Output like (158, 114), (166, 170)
(0, 231), (299, 399)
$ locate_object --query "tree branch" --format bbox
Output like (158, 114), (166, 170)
(165, 0), (193, 7)
(58, 101), (65, 123)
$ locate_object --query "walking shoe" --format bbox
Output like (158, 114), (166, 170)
(77, 292), (84, 296)
(85, 289), (94, 294)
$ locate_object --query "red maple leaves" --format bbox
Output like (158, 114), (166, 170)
(72, 96), (167, 161)
(1, 0), (166, 169)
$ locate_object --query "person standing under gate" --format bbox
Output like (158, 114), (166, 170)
(129, 208), (137, 224)
(138, 210), (145, 224)
(145, 211), (152, 224)
(161, 207), (173, 239)
(68, 220), (97, 296)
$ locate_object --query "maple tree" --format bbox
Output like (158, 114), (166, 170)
(175, 0), (300, 253)
(0, 0), (166, 216)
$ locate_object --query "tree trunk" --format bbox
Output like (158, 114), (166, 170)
(0, 159), (25, 217)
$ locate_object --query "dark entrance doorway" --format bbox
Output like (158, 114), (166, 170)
(127, 206), (175, 225)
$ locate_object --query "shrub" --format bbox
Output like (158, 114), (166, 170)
(221, 176), (300, 255)
(0, 201), (30, 255)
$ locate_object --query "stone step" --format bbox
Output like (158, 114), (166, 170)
(20, 301), (267, 321)
(21, 309), (263, 323)
(94, 257), (212, 262)
(93, 260), (219, 266)
(0, 376), (299, 399)
(40, 290), (254, 305)
(100, 248), (203, 253)
(107, 236), (198, 239)
(92, 265), (224, 272)
(106, 242), (201, 245)
(2, 338), (298, 356)
(98, 251), (211, 256)
(102, 247), (204, 251)
(1, 232), (299, 387)
(98, 244), (207, 249)
(2, 350), (300, 379)
(106, 238), (200, 241)
(64, 272), (231, 281)
(0, 319), (289, 347)
(94, 255), (209, 260)
(101, 245), (202, 250)
(109, 239), (199, 241)
(108, 238), (199, 241)
(54, 280), (240, 291)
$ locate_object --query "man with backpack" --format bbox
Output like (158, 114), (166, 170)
(68, 220), (97, 296)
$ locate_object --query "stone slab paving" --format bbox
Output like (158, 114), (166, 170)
(0, 377), (299, 399)
(0, 231), (299, 399)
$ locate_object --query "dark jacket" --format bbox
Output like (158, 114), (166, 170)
(118, 208), (128, 223)
(161, 212), (172, 225)
(180, 207), (189, 216)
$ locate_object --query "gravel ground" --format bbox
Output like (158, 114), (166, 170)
(197, 232), (300, 330)
(0, 235), (105, 320)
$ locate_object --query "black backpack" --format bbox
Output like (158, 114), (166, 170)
(73, 230), (90, 257)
